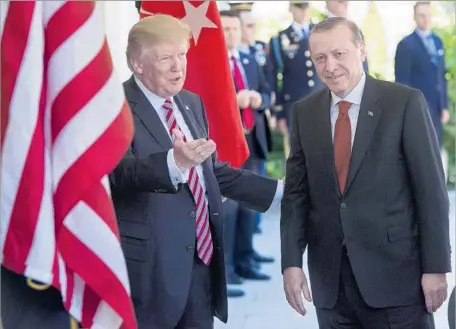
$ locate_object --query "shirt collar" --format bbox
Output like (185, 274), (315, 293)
(331, 72), (366, 108)
(134, 75), (173, 109)
(415, 28), (432, 38)
(292, 21), (309, 34)
(228, 48), (241, 60)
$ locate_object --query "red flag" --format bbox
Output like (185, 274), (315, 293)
(1, 1), (137, 328)
(140, 1), (249, 168)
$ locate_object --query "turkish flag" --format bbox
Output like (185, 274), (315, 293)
(140, 1), (249, 168)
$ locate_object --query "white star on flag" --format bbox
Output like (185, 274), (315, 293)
(182, 1), (217, 45)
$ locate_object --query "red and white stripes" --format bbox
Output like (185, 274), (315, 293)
(1, 1), (136, 328)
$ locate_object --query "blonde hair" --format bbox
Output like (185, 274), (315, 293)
(126, 14), (191, 71)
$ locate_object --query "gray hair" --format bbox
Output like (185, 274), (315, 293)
(309, 17), (365, 45)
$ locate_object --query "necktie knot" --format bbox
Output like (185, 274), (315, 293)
(162, 98), (173, 111)
(338, 101), (352, 116)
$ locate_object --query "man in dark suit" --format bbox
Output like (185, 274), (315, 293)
(269, 1), (323, 156)
(219, 10), (274, 293)
(394, 1), (450, 147)
(281, 17), (450, 329)
(111, 14), (283, 329)
(324, 1), (369, 73)
(229, 1), (274, 234)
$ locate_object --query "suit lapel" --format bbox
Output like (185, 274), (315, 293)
(316, 89), (341, 197)
(174, 93), (220, 212)
(173, 93), (205, 139)
(345, 76), (381, 193)
(126, 76), (172, 150)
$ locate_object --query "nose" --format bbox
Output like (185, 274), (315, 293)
(325, 56), (337, 72)
(170, 55), (182, 71)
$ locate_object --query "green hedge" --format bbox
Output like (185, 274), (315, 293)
(434, 24), (456, 188)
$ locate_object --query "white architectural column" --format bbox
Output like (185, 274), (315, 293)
(102, 1), (139, 81)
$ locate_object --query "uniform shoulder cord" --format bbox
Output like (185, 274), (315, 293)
(26, 278), (82, 329)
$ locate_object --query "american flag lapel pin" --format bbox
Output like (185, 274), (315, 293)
(368, 111), (374, 117)
(185, 105), (190, 111)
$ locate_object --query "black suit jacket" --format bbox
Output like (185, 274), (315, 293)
(281, 76), (451, 309)
(110, 77), (278, 328)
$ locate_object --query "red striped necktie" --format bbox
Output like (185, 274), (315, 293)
(161, 98), (213, 265)
(230, 56), (255, 131)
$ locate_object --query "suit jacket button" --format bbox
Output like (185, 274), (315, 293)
(340, 203), (347, 209)
(189, 210), (196, 218)
(186, 245), (194, 252)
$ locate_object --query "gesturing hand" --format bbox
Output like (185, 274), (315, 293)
(422, 273), (448, 313)
(283, 267), (312, 316)
(172, 129), (216, 171)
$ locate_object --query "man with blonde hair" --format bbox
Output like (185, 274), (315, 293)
(111, 14), (283, 329)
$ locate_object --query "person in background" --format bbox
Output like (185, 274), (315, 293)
(229, 1), (274, 234)
(395, 1), (450, 147)
(281, 17), (450, 329)
(324, 0), (369, 73)
(219, 10), (275, 298)
(113, 14), (283, 329)
(269, 1), (323, 158)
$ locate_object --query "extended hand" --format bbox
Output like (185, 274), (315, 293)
(283, 267), (312, 316)
(422, 273), (448, 313)
(237, 90), (251, 109)
(249, 90), (262, 109)
(172, 129), (216, 171)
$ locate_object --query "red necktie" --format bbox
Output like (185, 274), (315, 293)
(162, 98), (213, 265)
(334, 101), (352, 194)
(230, 56), (255, 131)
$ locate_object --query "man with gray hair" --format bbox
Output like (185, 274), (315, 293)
(281, 17), (450, 329)
(111, 14), (283, 329)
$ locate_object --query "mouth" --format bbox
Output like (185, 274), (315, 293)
(170, 77), (182, 84)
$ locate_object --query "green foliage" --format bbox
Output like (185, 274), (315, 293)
(266, 130), (286, 179)
(434, 22), (456, 187)
(361, 1), (388, 80)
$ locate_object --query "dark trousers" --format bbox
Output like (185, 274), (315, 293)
(222, 154), (261, 273)
(316, 250), (435, 329)
(1, 267), (73, 329)
(138, 256), (213, 329)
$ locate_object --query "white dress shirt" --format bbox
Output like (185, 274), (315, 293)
(330, 72), (366, 148)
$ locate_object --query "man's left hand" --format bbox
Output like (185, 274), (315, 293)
(422, 273), (448, 313)
(249, 91), (262, 109)
(442, 109), (450, 124)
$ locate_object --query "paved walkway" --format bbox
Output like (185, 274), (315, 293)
(216, 191), (456, 329)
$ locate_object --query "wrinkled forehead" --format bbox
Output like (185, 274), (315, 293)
(149, 41), (188, 56)
(309, 27), (354, 53)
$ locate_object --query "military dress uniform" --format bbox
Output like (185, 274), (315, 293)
(269, 8), (323, 131)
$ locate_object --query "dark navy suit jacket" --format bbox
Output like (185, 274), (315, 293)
(395, 31), (448, 145)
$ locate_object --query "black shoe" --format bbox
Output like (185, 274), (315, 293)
(226, 272), (244, 285)
(227, 288), (245, 298)
(236, 267), (271, 281)
(252, 251), (274, 263)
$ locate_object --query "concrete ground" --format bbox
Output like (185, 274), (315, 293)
(216, 191), (456, 329)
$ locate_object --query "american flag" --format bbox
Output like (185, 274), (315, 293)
(0, 1), (137, 328)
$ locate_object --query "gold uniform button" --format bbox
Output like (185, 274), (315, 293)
(304, 50), (310, 57)
(307, 70), (314, 77)
(306, 60), (312, 67)
(308, 80), (315, 87)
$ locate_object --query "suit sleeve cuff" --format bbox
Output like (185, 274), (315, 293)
(167, 149), (189, 187)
